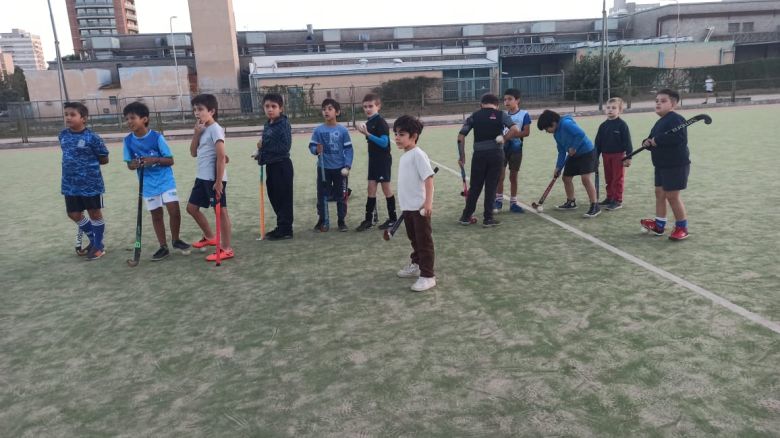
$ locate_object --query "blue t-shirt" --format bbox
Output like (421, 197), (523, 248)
(504, 109), (532, 152)
(60, 128), (109, 196)
(122, 130), (176, 197)
(308, 124), (354, 169)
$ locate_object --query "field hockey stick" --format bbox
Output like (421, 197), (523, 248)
(126, 161), (144, 267)
(458, 161), (468, 197)
(215, 191), (222, 266)
(531, 156), (568, 213)
(384, 167), (438, 241)
(623, 113), (712, 161)
(257, 165), (265, 240)
(319, 151), (329, 229)
(595, 152), (600, 200)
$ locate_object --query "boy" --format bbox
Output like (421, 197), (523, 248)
(536, 110), (601, 218)
(495, 88), (532, 213)
(60, 101), (109, 260)
(703, 75), (715, 104)
(254, 93), (294, 240)
(640, 89), (691, 241)
(186, 94), (234, 261)
(308, 98), (354, 232)
(394, 115), (436, 292)
(457, 93), (520, 227)
(122, 101), (190, 260)
(355, 93), (398, 231)
(594, 97), (633, 210)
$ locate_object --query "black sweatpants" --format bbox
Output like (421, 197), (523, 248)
(266, 158), (294, 234)
(462, 149), (503, 220)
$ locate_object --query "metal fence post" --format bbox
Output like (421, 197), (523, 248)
(156, 111), (164, 135)
(573, 90), (577, 112)
(731, 80), (736, 103)
(627, 76), (632, 109)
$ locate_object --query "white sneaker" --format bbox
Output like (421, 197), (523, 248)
(411, 276), (436, 292)
(397, 261), (420, 278)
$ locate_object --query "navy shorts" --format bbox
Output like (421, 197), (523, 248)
(65, 195), (103, 213)
(367, 155), (392, 182)
(655, 165), (689, 191)
(563, 149), (597, 177)
(188, 178), (228, 208)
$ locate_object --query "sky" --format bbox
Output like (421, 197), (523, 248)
(2, 0), (716, 65)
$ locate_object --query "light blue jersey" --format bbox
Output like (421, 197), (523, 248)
(123, 130), (177, 197)
(504, 109), (532, 152)
(308, 124), (354, 169)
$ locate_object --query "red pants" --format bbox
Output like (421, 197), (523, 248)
(602, 152), (626, 202)
(403, 210), (435, 278)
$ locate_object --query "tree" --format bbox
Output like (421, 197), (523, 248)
(565, 49), (630, 102)
(0, 67), (29, 110)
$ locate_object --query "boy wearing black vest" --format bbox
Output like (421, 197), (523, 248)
(457, 94), (521, 227)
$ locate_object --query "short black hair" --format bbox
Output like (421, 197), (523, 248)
(656, 88), (680, 103)
(262, 93), (284, 107)
(191, 93), (219, 120)
(393, 115), (424, 139)
(480, 93), (500, 106)
(537, 109), (561, 131)
(64, 101), (89, 118)
(362, 93), (381, 104)
(503, 88), (521, 99)
(321, 98), (341, 112)
(123, 101), (150, 126)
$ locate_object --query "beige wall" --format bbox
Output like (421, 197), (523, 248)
(188, 0), (240, 92)
(577, 41), (735, 68)
(0, 52), (14, 80)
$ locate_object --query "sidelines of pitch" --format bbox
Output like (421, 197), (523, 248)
(431, 159), (780, 335)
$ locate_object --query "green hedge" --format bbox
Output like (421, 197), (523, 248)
(627, 57), (780, 89)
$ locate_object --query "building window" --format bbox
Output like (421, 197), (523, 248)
(728, 23), (740, 33)
(742, 22), (754, 32)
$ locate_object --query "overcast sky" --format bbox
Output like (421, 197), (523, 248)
(3, 0), (715, 65)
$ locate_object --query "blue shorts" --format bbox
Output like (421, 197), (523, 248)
(188, 178), (227, 208)
(654, 165), (690, 191)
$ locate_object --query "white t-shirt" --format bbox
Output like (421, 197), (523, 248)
(397, 146), (434, 211)
(196, 122), (228, 182)
(705, 78), (714, 92)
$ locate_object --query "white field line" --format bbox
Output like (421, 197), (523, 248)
(431, 160), (780, 335)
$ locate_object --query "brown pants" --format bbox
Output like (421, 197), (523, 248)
(403, 210), (435, 278)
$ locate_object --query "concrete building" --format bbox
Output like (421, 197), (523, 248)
(187, 0), (239, 93)
(67, 0), (139, 55)
(0, 47), (14, 81)
(0, 29), (46, 71)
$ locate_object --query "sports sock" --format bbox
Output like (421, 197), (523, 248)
(655, 217), (667, 230)
(495, 194), (503, 202)
(386, 195), (397, 221)
(78, 216), (94, 242)
(510, 196), (517, 205)
(675, 219), (688, 229)
(365, 197), (376, 222)
(91, 218), (105, 250)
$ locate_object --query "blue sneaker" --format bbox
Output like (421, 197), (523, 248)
(509, 203), (524, 213)
(493, 199), (503, 214)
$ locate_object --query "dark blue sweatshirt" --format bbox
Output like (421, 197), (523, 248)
(595, 117), (633, 155)
(259, 114), (292, 165)
(649, 111), (690, 169)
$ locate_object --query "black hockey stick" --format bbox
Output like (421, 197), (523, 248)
(384, 167), (438, 241)
(623, 114), (712, 161)
(126, 162), (145, 267)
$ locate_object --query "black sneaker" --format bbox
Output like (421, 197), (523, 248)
(606, 201), (623, 211)
(583, 203), (602, 218)
(313, 220), (323, 232)
(266, 228), (293, 240)
(152, 245), (170, 261)
(172, 239), (191, 254)
(377, 219), (395, 230)
(76, 242), (92, 256)
(482, 218), (501, 228)
(338, 222), (349, 232)
(598, 198), (613, 206)
(356, 219), (373, 232)
(85, 246), (106, 261)
(556, 199), (577, 210)
(458, 215), (473, 225)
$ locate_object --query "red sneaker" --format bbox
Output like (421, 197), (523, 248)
(206, 247), (234, 262)
(669, 227), (689, 241)
(192, 236), (217, 249)
(640, 218), (665, 236)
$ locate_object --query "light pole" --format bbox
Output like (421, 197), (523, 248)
(170, 16), (184, 122)
(47, 0), (69, 105)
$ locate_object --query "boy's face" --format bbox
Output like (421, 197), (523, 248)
(503, 95), (519, 111)
(322, 104), (339, 122)
(605, 102), (621, 119)
(193, 104), (215, 124)
(655, 94), (676, 116)
(362, 100), (380, 117)
(264, 101), (282, 120)
(394, 130), (417, 150)
(64, 108), (86, 130)
(544, 122), (557, 134)
(125, 113), (148, 132)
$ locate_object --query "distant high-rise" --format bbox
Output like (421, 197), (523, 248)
(66, 0), (139, 53)
(0, 29), (46, 71)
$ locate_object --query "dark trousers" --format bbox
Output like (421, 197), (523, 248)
(602, 152), (626, 202)
(462, 149), (503, 220)
(317, 167), (347, 222)
(266, 158), (294, 234)
(403, 210), (435, 278)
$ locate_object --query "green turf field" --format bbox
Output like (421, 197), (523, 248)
(1, 105), (779, 436)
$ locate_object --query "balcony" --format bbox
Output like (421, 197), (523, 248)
(77, 11), (115, 18)
(126, 13), (137, 21)
(126, 22), (139, 32)
(734, 31), (780, 45)
(74, 0), (113, 5)
(124, 2), (136, 11)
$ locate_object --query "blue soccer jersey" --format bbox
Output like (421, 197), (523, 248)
(505, 109), (532, 152)
(60, 128), (109, 196)
(122, 130), (177, 197)
(308, 124), (354, 169)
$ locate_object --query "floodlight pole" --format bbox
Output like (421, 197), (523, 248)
(598, 0), (607, 110)
(47, 0), (69, 102)
(170, 16), (185, 123)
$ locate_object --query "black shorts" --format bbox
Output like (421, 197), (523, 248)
(563, 150), (597, 177)
(503, 149), (523, 172)
(655, 165), (689, 191)
(65, 195), (103, 213)
(367, 155), (392, 182)
(188, 178), (228, 208)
